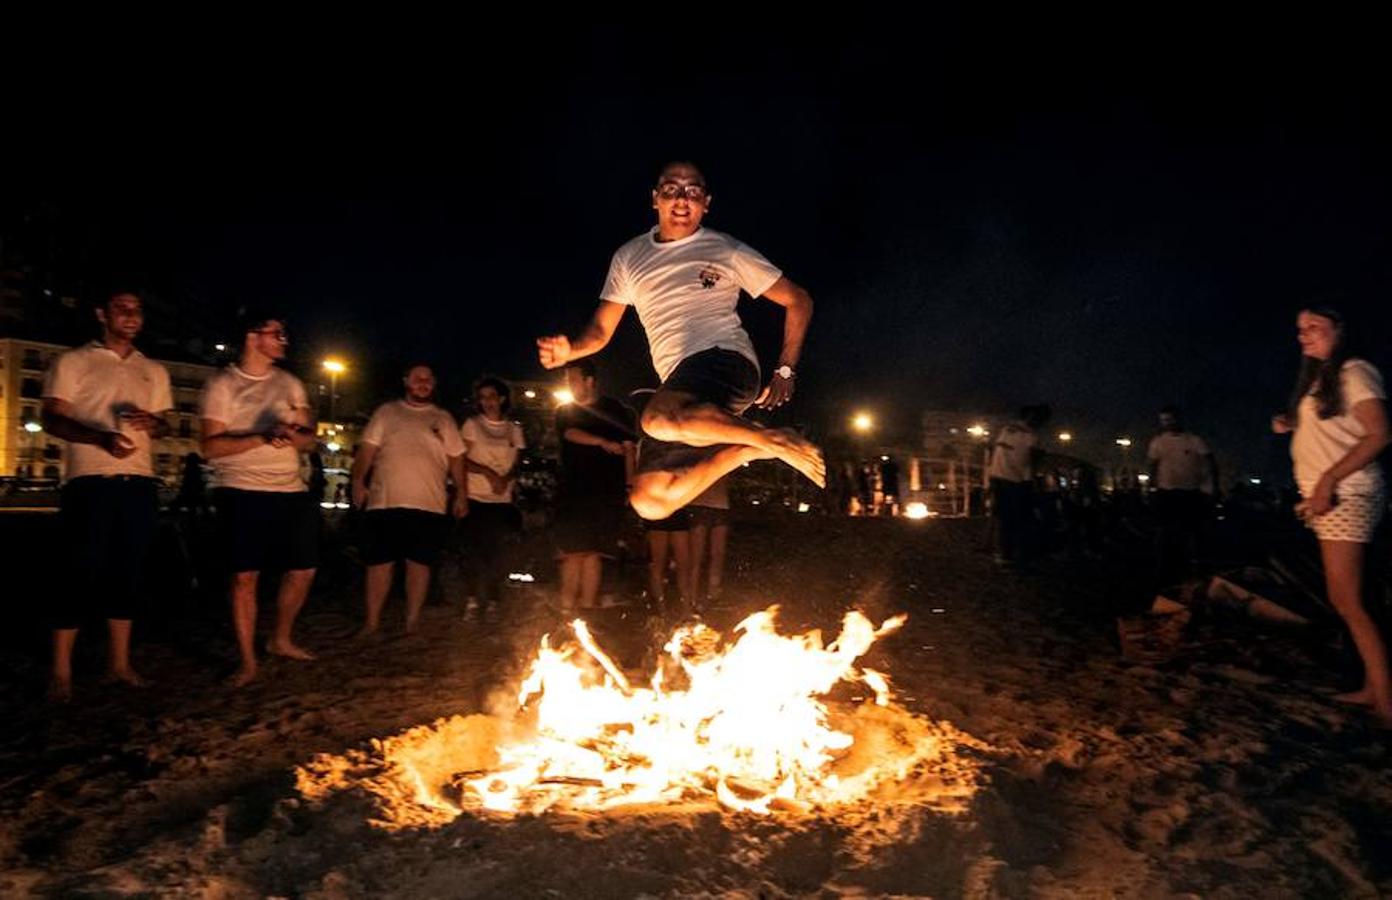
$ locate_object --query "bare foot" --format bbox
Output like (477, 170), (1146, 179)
(105, 668), (150, 688)
(1334, 687), (1375, 707)
(265, 640), (316, 661)
(48, 677), (73, 703)
(355, 624), (380, 640)
(763, 428), (826, 487)
(230, 665), (258, 688)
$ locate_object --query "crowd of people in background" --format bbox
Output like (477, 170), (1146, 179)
(29, 163), (1391, 729)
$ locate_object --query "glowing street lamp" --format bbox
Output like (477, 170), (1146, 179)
(1057, 432), (1073, 443)
(553, 389), (576, 406)
(23, 421), (43, 434)
(322, 358), (348, 422)
(1115, 437), (1132, 448)
(851, 412), (874, 433)
(966, 424), (989, 439)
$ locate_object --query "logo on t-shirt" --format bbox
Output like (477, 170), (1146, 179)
(697, 265), (723, 289)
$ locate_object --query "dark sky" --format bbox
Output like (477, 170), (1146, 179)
(14, 22), (1392, 479)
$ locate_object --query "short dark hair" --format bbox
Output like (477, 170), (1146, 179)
(402, 361), (436, 379)
(656, 160), (706, 186)
(566, 358), (597, 379)
(472, 374), (512, 414)
(92, 286), (145, 311)
(235, 304), (287, 336)
(1159, 405), (1181, 418)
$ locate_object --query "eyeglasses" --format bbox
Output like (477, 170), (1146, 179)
(655, 182), (708, 202)
(253, 328), (289, 342)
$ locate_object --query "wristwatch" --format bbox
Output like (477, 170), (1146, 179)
(773, 364), (796, 380)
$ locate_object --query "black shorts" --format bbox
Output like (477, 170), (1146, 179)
(644, 508), (692, 532)
(553, 494), (622, 557)
(215, 488), (321, 574)
(636, 348), (761, 476)
(54, 476), (160, 629)
(689, 505), (731, 528)
(361, 507), (450, 566)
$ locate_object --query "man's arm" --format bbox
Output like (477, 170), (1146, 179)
(41, 397), (134, 458)
(448, 453), (469, 518)
(563, 427), (626, 455)
(350, 442), (380, 508)
(755, 276), (813, 409)
(201, 418), (285, 459)
(537, 301), (627, 369)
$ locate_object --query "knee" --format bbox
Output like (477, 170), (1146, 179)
(640, 404), (682, 443)
(629, 477), (675, 521)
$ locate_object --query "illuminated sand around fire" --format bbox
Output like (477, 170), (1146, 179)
(296, 608), (985, 829)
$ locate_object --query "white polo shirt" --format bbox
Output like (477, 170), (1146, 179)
(42, 341), (173, 480)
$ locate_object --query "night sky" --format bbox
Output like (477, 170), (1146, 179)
(13, 23), (1391, 480)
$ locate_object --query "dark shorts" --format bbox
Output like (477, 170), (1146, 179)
(689, 505), (731, 528)
(54, 476), (160, 629)
(644, 508), (692, 532)
(215, 488), (320, 574)
(362, 507), (450, 566)
(636, 348), (761, 476)
(554, 494), (623, 557)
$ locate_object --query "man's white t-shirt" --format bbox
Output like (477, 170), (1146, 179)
(361, 400), (465, 513)
(460, 414), (525, 503)
(42, 342), (174, 480)
(200, 365), (311, 492)
(1292, 359), (1386, 496)
(1147, 432), (1213, 492)
(987, 422), (1037, 483)
(601, 227), (783, 382)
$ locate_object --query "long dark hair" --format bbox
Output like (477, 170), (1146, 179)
(1288, 307), (1353, 422)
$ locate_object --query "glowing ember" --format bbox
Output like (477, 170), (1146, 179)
(297, 606), (983, 824)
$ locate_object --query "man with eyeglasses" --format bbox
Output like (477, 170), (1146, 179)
(538, 161), (824, 521)
(199, 308), (320, 686)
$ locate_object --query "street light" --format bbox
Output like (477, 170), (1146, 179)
(553, 388), (575, 405)
(1057, 432), (1072, 443)
(1115, 437), (1132, 448)
(23, 421), (43, 434)
(322, 358), (347, 422)
(851, 412), (874, 433)
(966, 424), (989, 438)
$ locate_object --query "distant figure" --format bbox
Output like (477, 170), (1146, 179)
(176, 452), (207, 513)
(1273, 307), (1391, 726)
(987, 404), (1051, 564)
(351, 363), (468, 636)
(553, 361), (636, 614)
(1147, 405), (1218, 585)
(689, 475), (732, 606)
(879, 456), (901, 517)
(460, 376), (526, 616)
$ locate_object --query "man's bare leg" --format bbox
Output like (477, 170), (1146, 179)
(707, 522), (729, 598)
(403, 560), (431, 633)
(267, 568), (317, 661)
(558, 554), (582, 614)
(358, 562), (394, 637)
(50, 628), (78, 702)
(230, 571), (260, 686)
(632, 443), (772, 521)
(106, 619), (147, 686)
(689, 523), (707, 605)
(641, 391), (825, 485)
(648, 531), (671, 602)
(580, 553), (603, 609)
